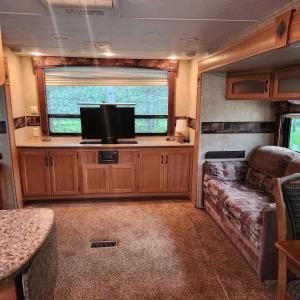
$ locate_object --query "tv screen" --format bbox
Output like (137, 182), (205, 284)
(80, 107), (102, 139)
(80, 106), (135, 141)
(116, 107), (135, 138)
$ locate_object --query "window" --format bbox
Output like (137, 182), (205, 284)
(45, 67), (169, 135)
(288, 117), (300, 152)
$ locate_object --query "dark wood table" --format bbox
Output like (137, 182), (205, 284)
(276, 240), (300, 278)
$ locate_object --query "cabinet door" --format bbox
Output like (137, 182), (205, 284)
(164, 150), (191, 193)
(82, 165), (110, 194)
(49, 151), (78, 195)
(226, 74), (271, 100)
(110, 164), (136, 193)
(19, 151), (50, 196)
(138, 150), (164, 193)
(273, 66), (300, 100)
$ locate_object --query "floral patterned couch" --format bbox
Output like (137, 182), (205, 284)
(203, 146), (300, 281)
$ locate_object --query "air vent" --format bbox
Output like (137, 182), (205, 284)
(44, 0), (113, 7)
(64, 8), (104, 16)
(90, 241), (117, 248)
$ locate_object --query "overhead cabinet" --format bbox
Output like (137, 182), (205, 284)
(226, 74), (271, 100)
(272, 66), (300, 100)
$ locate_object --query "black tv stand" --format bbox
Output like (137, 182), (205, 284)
(80, 140), (138, 145)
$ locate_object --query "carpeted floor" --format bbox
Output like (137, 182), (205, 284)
(34, 200), (276, 300)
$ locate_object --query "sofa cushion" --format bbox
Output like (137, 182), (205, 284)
(248, 146), (295, 177)
(261, 175), (275, 196)
(203, 175), (274, 248)
(285, 156), (300, 176)
(204, 161), (248, 181)
(246, 167), (266, 188)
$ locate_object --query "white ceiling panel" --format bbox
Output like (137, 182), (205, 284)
(0, 0), (294, 59)
(119, 0), (291, 20)
(0, 0), (48, 14)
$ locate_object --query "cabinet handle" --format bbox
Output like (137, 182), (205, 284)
(161, 155), (163, 164)
(265, 80), (269, 93)
(45, 156), (48, 166)
(166, 155), (168, 164)
(49, 157), (53, 166)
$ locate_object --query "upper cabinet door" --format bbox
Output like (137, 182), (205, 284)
(0, 30), (5, 85)
(273, 66), (300, 100)
(164, 150), (191, 193)
(19, 151), (51, 196)
(226, 74), (271, 100)
(138, 150), (164, 193)
(49, 150), (79, 195)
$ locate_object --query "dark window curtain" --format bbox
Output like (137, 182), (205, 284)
(281, 117), (291, 148)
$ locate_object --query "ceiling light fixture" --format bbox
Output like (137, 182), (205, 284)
(103, 52), (114, 57)
(52, 34), (69, 40)
(31, 51), (43, 56)
(168, 55), (178, 60)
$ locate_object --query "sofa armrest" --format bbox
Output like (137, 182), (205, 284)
(204, 161), (248, 181)
(258, 205), (278, 281)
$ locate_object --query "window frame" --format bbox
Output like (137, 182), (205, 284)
(33, 57), (177, 138)
(283, 116), (300, 152)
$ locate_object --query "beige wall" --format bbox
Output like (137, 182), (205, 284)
(196, 72), (275, 207)
(6, 56), (199, 141)
(188, 59), (199, 119)
(4, 48), (26, 118)
(175, 60), (191, 116)
(8, 58), (195, 116)
(20, 56), (38, 115)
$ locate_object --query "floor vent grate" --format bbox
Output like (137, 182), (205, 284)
(90, 241), (117, 248)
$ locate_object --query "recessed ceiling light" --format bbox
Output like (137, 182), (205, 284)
(85, 42), (110, 49)
(103, 52), (114, 57)
(168, 55), (178, 60)
(180, 38), (199, 43)
(31, 51), (42, 56)
(52, 34), (69, 40)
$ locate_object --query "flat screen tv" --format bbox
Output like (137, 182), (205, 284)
(80, 106), (135, 143)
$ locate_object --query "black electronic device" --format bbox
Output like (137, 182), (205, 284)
(98, 151), (118, 164)
(80, 105), (135, 144)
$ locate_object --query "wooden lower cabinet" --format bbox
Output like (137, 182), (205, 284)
(49, 151), (78, 195)
(19, 151), (51, 197)
(138, 149), (191, 193)
(138, 150), (164, 193)
(110, 164), (136, 193)
(164, 150), (191, 193)
(19, 150), (78, 197)
(19, 147), (192, 200)
(82, 165), (110, 194)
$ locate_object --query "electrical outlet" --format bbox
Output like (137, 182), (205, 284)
(30, 106), (38, 115)
(33, 127), (40, 137)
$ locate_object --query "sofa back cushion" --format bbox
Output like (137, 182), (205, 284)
(246, 167), (266, 187)
(285, 156), (300, 176)
(204, 161), (248, 181)
(248, 146), (295, 178)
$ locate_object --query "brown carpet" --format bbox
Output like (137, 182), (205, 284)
(34, 200), (276, 300)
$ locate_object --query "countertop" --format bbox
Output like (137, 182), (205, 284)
(0, 208), (54, 282)
(16, 136), (194, 148)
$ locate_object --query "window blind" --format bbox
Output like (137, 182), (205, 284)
(45, 67), (168, 86)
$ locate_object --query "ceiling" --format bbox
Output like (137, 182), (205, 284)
(0, 0), (293, 59)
